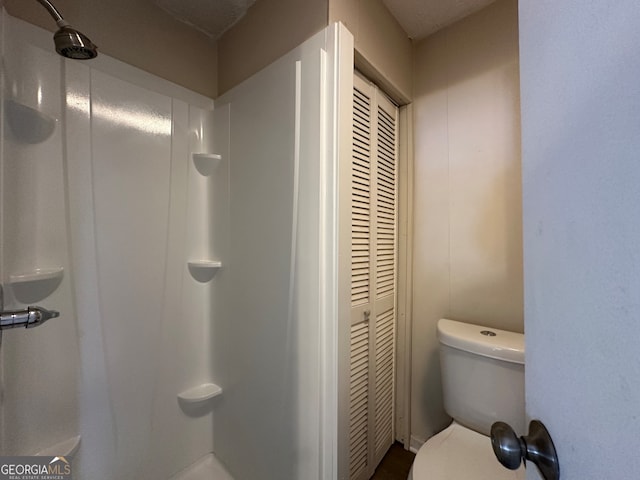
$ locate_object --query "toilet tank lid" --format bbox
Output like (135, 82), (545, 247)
(437, 319), (524, 365)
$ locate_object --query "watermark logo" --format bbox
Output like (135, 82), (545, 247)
(0, 456), (72, 479)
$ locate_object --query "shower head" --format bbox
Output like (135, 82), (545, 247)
(36, 0), (98, 59)
(54, 26), (98, 59)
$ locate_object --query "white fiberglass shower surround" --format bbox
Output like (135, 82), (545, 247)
(0, 7), (357, 480)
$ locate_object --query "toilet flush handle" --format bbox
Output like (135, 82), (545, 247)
(491, 420), (559, 480)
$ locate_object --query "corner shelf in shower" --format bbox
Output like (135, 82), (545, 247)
(9, 267), (64, 285)
(9, 267), (64, 303)
(34, 434), (81, 458)
(187, 260), (222, 270)
(187, 260), (222, 282)
(178, 383), (222, 405)
(5, 98), (57, 144)
(192, 153), (222, 176)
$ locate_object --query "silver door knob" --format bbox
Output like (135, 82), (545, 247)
(491, 420), (560, 480)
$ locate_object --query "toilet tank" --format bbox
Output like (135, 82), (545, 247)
(438, 318), (525, 437)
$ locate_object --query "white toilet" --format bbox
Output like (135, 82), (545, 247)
(409, 318), (526, 480)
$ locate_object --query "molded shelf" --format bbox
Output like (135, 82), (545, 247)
(178, 383), (222, 405)
(9, 267), (64, 303)
(35, 435), (81, 457)
(187, 260), (221, 282)
(192, 153), (222, 176)
(187, 260), (222, 270)
(5, 98), (57, 144)
(10, 267), (64, 285)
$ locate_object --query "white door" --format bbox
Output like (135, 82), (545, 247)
(519, 1), (640, 478)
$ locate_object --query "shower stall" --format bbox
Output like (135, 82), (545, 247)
(0, 7), (355, 480)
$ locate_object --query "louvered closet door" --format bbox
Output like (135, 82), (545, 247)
(349, 72), (398, 480)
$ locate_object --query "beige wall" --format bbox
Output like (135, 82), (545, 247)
(4, 0), (217, 98)
(411, 0), (522, 444)
(218, 0), (411, 102)
(217, 0), (328, 95)
(330, 0), (412, 103)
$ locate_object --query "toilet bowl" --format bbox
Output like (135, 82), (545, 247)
(409, 422), (525, 479)
(409, 319), (526, 480)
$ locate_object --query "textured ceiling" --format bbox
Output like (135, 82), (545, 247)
(382, 0), (498, 39)
(156, 0), (498, 42)
(155, 0), (256, 39)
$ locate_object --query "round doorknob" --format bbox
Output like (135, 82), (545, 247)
(491, 421), (524, 470)
(490, 420), (560, 480)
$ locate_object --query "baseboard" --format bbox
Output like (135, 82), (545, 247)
(409, 435), (425, 454)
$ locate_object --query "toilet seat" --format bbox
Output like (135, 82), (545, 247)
(409, 422), (525, 480)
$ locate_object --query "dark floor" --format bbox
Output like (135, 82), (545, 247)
(370, 442), (415, 480)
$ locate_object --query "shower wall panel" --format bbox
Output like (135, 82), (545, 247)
(66, 65), (217, 480)
(0, 6), (79, 459)
(1, 10), (220, 480)
(211, 24), (353, 480)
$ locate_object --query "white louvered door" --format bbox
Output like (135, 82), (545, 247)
(349, 72), (398, 480)
(349, 74), (373, 480)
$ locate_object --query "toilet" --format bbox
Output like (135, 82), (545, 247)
(409, 319), (526, 480)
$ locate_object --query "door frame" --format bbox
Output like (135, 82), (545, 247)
(335, 30), (415, 478)
(395, 103), (414, 450)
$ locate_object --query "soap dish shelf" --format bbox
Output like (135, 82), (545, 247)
(34, 434), (81, 457)
(178, 383), (222, 405)
(8, 267), (64, 303)
(192, 153), (222, 176)
(187, 261), (221, 282)
(187, 260), (221, 270)
(9, 267), (64, 285)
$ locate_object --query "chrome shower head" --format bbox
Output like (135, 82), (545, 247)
(36, 0), (98, 59)
(54, 25), (98, 59)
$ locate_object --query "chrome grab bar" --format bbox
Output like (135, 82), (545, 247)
(0, 306), (60, 330)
